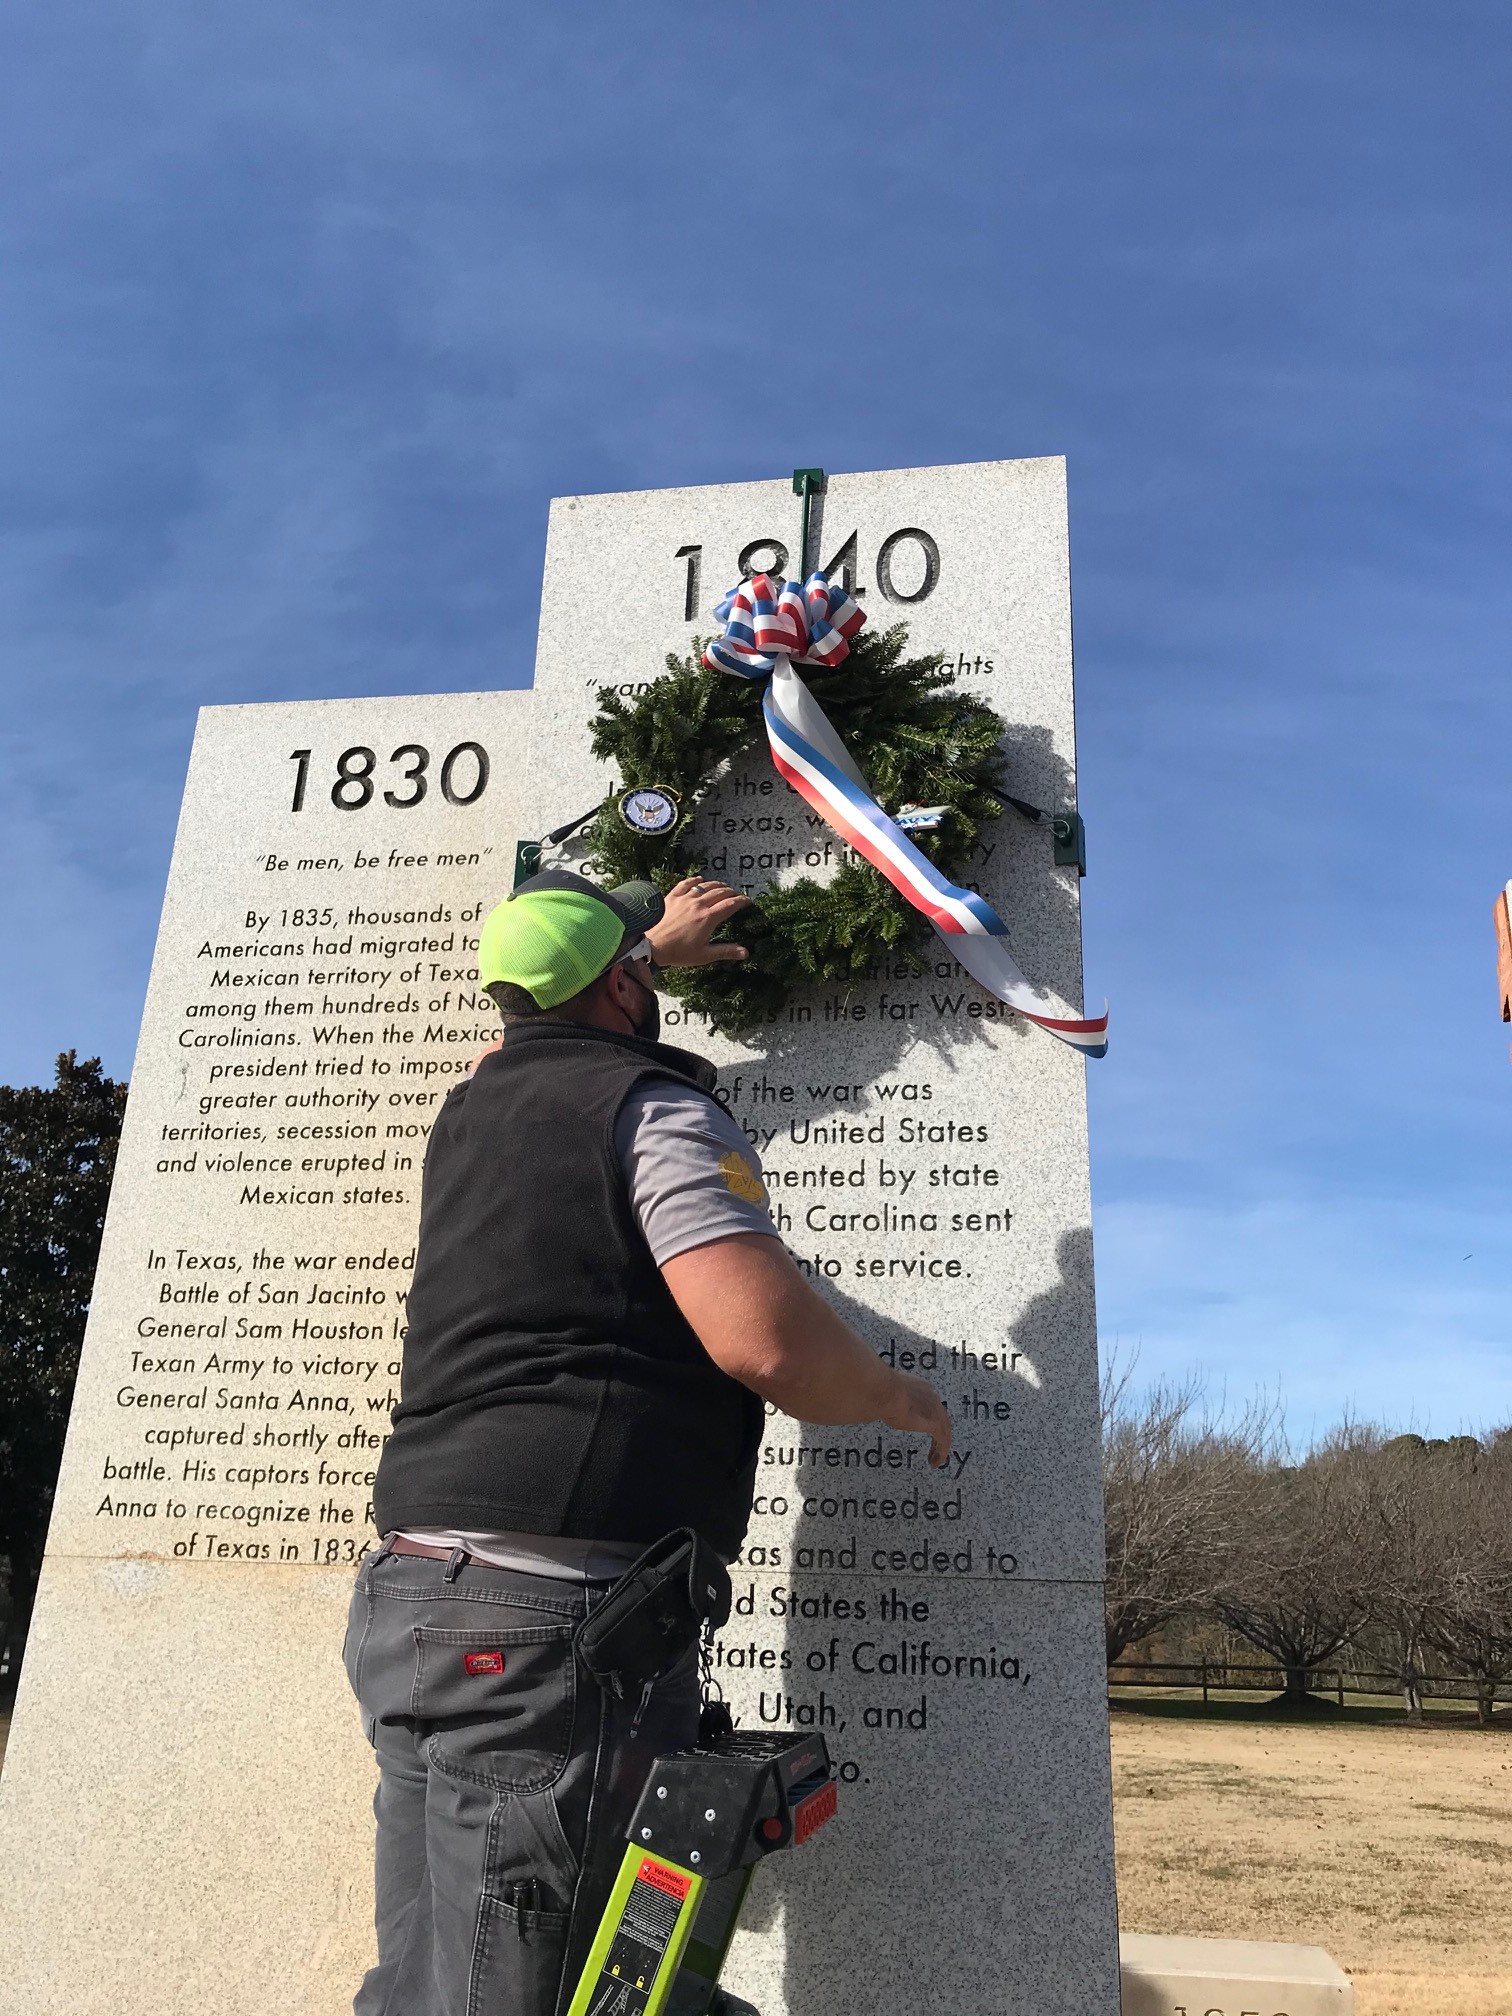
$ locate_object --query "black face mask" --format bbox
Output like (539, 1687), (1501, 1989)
(631, 977), (661, 1046)
(622, 962), (660, 1045)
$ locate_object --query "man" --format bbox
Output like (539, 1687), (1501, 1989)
(346, 867), (951, 2016)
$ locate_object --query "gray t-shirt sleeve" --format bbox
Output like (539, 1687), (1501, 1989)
(614, 1082), (780, 1267)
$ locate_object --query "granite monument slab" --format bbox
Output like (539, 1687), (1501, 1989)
(0, 458), (1119, 2016)
(522, 459), (1118, 2016)
(0, 689), (531, 2014)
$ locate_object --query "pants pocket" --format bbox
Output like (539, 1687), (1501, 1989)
(469, 1891), (571, 2016)
(413, 1620), (578, 1792)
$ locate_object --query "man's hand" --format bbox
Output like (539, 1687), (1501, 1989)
(645, 877), (750, 969)
(879, 1371), (953, 1470)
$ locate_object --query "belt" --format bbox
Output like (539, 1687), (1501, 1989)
(382, 1535), (469, 1563)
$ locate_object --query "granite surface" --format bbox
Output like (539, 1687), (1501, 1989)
(0, 1559), (373, 2016)
(720, 1580), (1116, 2016)
(0, 689), (529, 2011)
(525, 461), (1120, 2015)
(38, 690), (531, 1562)
(0, 462), (1118, 2015)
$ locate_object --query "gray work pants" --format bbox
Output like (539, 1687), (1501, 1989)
(344, 1546), (699, 2016)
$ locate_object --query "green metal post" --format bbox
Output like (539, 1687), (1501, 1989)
(792, 467), (825, 580)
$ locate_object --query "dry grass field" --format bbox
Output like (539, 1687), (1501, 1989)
(1112, 1696), (1512, 2016)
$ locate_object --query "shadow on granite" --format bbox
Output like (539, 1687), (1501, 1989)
(730, 1224), (1106, 2015)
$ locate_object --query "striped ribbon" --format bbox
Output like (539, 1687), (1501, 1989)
(702, 572), (1108, 1057)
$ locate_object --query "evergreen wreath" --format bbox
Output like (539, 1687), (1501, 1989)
(581, 623), (1011, 1035)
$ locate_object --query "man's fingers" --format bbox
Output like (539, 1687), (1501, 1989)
(686, 886), (750, 918)
(924, 1391), (952, 1468)
(645, 879), (756, 971)
(674, 942), (748, 967)
(921, 1397), (951, 1468)
(888, 1372), (952, 1469)
(677, 883), (749, 907)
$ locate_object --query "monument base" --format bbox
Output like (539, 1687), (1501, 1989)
(1, 1560), (373, 2015)
(1120, 1933), (1354, 2016)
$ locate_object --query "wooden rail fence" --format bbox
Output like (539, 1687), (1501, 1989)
(1107, 1657), (1509, 1709)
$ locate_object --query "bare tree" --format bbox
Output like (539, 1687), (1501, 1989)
(1101, 1360), (1269, 1667)
(1099, 1385), (1512, 1720)
(1362, 1430), (1441, 1719)
(1213, 1427), (1378, 1708)
(1419, 1431), (1512, 1726)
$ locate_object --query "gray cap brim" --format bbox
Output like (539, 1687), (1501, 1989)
(509, 868), (665, 948)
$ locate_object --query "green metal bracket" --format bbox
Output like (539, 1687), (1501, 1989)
(513, 839), (542, 888)
(956, 776), (1088, 879)
(792, 467), (825, 578)
(1052, 812), (1087, 877)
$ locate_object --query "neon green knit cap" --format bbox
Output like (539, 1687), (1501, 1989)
(477, 870), (665, 1011)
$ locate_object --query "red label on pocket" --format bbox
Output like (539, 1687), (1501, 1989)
(463, 1650), (505, 1675)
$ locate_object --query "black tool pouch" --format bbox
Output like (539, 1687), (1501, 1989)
(573, 1528), (731, 1701)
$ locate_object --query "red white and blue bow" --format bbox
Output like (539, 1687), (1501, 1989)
(703, 572), (1109, 1058)
(705, 570), (865, 675)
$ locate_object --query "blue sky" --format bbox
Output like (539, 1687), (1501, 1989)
(2, 4), (1507, 1431)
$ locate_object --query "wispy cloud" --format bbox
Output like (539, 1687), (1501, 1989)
(1097, 1190), (1512, 1434)
(2, 2), (1507, 1428)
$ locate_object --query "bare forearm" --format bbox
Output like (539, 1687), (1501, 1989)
(716, 1252), (895, 1424)
(661, 1235), (951, 1466)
